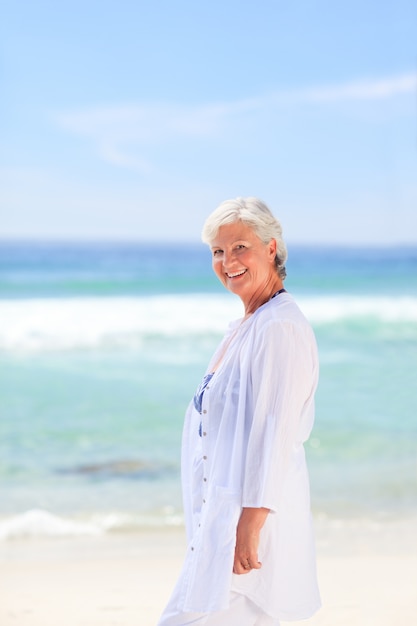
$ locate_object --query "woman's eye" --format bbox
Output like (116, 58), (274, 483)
(213, 249), (223, 256)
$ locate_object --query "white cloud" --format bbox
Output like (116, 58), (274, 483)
(98, 143), (154, 174)
(54, 72), (417, 172)
(55, 101), (247, 172)
(56, 102), (241, 143)
(301, 72), (417, 102)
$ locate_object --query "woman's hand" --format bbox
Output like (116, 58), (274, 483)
(233, 507), (270, 575)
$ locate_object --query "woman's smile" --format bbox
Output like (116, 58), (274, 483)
(226, 269), (247, 279)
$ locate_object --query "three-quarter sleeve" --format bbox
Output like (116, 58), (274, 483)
(241, 317), (318, 512)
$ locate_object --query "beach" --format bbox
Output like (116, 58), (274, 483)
(1, 242), (416, 625)
(1, 517), (416, 626)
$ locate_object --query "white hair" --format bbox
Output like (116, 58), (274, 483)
(201, 197), (288, 279)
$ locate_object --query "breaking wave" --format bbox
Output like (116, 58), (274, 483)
(0, 293), (416, 351)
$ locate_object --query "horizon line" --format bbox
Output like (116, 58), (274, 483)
(1, 236), (416, 249)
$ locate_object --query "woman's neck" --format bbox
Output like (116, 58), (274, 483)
(242, 280), (285, 318)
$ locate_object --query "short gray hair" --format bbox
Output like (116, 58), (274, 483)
(201, 197), (288, 279)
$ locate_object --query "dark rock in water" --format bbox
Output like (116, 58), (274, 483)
(56, 459), (167, 479)
(75, 460), (148, 475)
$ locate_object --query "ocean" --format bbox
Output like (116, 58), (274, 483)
(0, 241), (416, 540)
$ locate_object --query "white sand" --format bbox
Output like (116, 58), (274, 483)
(1, 518), (416, 626)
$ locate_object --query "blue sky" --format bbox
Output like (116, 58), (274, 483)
(1, 0), (416, 244)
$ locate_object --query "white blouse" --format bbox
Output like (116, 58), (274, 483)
(175, 292), (321, 621)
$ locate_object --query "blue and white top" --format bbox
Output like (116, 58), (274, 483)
(193, 372), (214, 415)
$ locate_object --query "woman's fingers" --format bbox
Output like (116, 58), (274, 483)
(233, 554), (262, 575)
(233, 558), (250, 574)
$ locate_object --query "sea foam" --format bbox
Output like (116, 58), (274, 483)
(0, 294), (416, 351)
(0, 508), (183, 540)
(0, 509), (103, 540)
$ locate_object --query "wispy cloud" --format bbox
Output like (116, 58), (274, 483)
(57, 102), (240, 143)
(98, 143), (154, 174)
(55, 72), (417, 172)
(300, 72), (417, 102)
(56, 102), (243, 173)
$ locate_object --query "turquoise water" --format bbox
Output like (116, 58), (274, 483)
(0, 242), (416, 538)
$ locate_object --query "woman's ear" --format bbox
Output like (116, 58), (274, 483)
(268, 238), (277, 262)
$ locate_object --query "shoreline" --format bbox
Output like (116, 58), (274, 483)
(1, 516), (416, 626)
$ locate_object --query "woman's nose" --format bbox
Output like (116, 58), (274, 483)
(222, 249), (235, 268)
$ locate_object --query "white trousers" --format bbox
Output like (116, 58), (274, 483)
(157, 591), (280, 626)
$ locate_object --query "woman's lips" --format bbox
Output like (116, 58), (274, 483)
(226, 269), (247, 279)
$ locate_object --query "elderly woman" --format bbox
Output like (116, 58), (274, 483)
(157, 197), (320, 626)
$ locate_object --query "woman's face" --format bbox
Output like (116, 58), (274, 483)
(210, 221), (278, 302)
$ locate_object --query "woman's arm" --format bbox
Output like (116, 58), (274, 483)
(233, 507), (270, 575)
